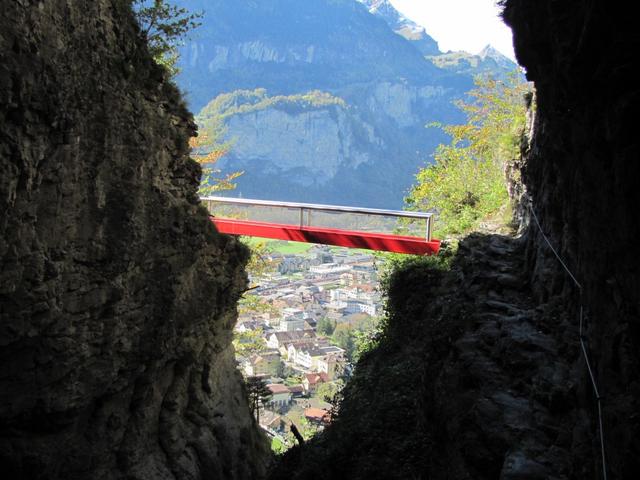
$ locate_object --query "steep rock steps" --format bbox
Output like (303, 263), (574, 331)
(269, 233), (590, 479)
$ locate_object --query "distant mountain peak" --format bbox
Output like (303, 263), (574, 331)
(429, 43), (519, 80)
(476, 44), (516, 71)
(478, 44), (505, 60)
(362, 0), (392, 13)
(358, 0), (440, 56)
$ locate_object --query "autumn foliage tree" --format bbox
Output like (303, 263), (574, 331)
(189, 130), (243, 196)
(406, 73), (531, 236)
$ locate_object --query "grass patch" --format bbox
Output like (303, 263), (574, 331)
(271, 437), (287, 455)
(241, 238), (314, 254)
(271, 241), (314, 254)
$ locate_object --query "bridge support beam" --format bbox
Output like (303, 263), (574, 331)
(210, 217), (440, 255)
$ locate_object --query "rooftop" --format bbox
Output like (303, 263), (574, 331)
(267, 384), (291, 394)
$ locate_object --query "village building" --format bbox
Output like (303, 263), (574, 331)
(266, 330), (316, 350)
(259, 410), (285, 434)
(302, 372), (330, 394)
(309, 263), (351, 275)
(266, 383), (292, 408)
(304, 407), (331, 425)
(295, 345), (345, 370)
(235, 320), (266, 333)
(243, 351), (281, 377)
(316, 354), (342, 380)
(284, 337), (330, 362)
(287, 384), (305, 398)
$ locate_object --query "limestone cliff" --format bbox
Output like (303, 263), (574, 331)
(0, 1), (268, 479)
(198, 85), (454, 207)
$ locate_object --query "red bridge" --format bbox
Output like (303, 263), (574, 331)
(203, 197), (440, 255)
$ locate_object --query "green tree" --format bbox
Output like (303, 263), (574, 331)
(133, 0), (202, 76)
(352, 327), (380, 363)
(237, 240), (280, 316)
(316, 380), (344, 404)
(271, 437), (287, 455)
(245, 376), (272, 425)
(331, 326), (356, 362)
(238, 294), (279, 317)
(406, 73), (531, 236)
(316, 317), (336, 336)
(242, 239), (276, 279)
(233, 328), (267, 357)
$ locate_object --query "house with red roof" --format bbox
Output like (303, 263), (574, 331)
(304, 407), (331, 425)
(266, 383), (292, 408)
(302, 372), (329, 394)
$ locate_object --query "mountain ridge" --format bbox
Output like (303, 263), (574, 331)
(173, 0), (515, 208)
(358, 0), (441, 56)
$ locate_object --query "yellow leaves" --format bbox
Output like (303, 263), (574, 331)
(247, 242), (276, 277)
(190, 123), (243, 194)
(195, 149), (225, 165)
(406, 71), (532, 236)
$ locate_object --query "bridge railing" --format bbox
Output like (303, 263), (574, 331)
(201, 196), (434, 241)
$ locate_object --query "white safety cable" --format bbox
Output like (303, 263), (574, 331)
(529, 205), (607, 480)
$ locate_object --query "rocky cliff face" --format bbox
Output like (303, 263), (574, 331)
(503, 1), (640, 477)
(225, 106), (373, 184)
(0, 2), (268, 479)
(269, 233), (594, 479)
(200, 82), (456, 207)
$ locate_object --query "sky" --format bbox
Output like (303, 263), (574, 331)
(389, 0), (516, 61)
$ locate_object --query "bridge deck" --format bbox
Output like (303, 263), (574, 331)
(203, 196), (440, 255)
(210, 218), (441, 255)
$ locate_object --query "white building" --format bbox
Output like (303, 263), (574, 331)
(266, 384), (292, 408)
(309, 263), (351, 275)
(278, 316), (305, 332)
(266, 331), (316, 350)
(295, 345), (345, 370)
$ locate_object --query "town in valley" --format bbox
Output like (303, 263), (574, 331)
(233, 241), (385, 450)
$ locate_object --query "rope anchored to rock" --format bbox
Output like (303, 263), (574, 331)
(529, 205), (607, 480)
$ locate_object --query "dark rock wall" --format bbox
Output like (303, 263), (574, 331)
(503, 1), (640, 477)
(0, 1), (268, 479)
(269, 235), (592, 480)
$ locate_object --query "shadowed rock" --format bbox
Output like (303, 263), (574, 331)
(0, 1), (268, 478)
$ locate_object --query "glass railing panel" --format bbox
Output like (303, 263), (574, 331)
(202, 196), (434, 241)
